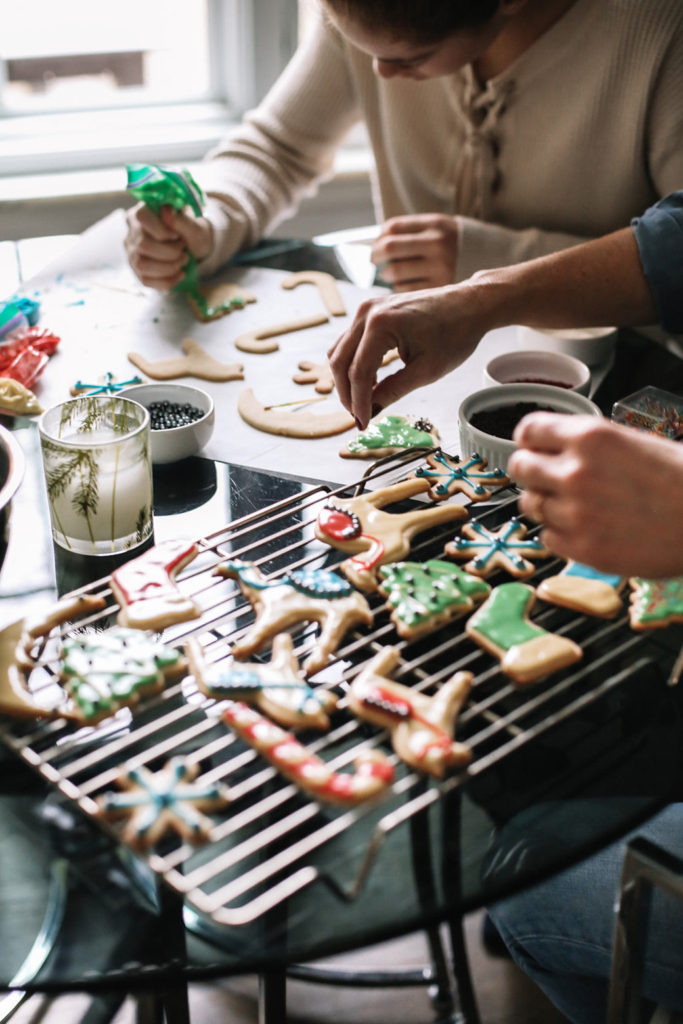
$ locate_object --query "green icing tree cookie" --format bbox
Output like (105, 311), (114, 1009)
(378, 559), (490, 640)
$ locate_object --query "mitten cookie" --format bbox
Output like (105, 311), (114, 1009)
(349, 647), (473, 777)
(537, 561), (626, 618)
(466, 581), (583, 685)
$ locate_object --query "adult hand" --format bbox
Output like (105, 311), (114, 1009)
(327, 281), (483, 429)
(124, 203), (214, 290)
(509, 413), (683, 578)
(371, 214), (459, 291)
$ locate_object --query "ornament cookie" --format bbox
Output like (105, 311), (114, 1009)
(537, 562), (626, 618)
(466, 582), (583, 685)
(221, 700), (393, 805)
(281, 270), (346, 317)
(378, 559), (490, 640)
(349, 647), (473, 777)
(445, 517), (549, 579)
(234, 314), (328, 354)
(629, 576), (683, 630)
(187, 633), (338, 730)
(214, 561), (372, 676)
(128, 337), (244, 382)
(97, 757), (228, 849)
(0, 593), (106, 719)
(111, 538), (201, 630)
(237, 388), (354, 438)
(414, 452), (510, 502)
(340, 415), (439, 460)
(315, 478), (468, 592)
(60, 627), (187, 723)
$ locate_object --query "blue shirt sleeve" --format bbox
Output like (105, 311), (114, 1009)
(632, 192), (683, 334)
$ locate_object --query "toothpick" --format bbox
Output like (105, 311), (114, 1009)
(264, 395), (328, 410)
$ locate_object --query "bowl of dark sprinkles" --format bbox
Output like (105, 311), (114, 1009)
(121, 382), (214, 464)
(459, 384), (602, 470)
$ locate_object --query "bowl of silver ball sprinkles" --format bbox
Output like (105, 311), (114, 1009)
(122, 382), (215, 464)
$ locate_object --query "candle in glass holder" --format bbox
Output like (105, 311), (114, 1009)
(39, 395), (153, 556)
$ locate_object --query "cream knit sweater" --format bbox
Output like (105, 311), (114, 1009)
(197, 0), (683, 283)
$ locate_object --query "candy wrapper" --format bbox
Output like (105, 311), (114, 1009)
(0, 327), (60, 390)
(126, 163), (247, 321)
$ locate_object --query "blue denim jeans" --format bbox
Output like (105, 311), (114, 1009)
(488, 804), (683, 1024)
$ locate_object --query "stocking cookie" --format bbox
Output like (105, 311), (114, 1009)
(186, 633), (338, 730)
(628, 576), (683, 631)
(281, 270), (346, 317)
(414, 452), (510, 502)
(0, 593), (106, 719)
(349, 647), (473, 777)
(97, 757), (228, 849)
(378, 559), (490, 640)
(445, 517), (549, 579)
(60, 627), (187, 723)
(537, 562), (626, 618)
(238, 387), (354, 438)
(234, 314), (328, 354)
(214, 561), (372, 675)
(315, 478), (468, 592)
(128, 337), (244, 382)
(340, 415), (439, 459)
(221, 701), (393, 805)
(111, 538), (201, 630)
(466, 582), (583, 685)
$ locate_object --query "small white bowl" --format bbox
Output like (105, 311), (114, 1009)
(517, 325), (618, 367)
(484, 349), (590, 396)
(122, 382), (215, 464)
(459, 384), (602, 471)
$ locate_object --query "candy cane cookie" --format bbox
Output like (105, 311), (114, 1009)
(349, 647), (473, 777)
(414, 452), (510, 502)
(221, 700), (394, 805)
(315, 478), (468, 592)
(466, 582), (583, 685)
(537, 561), (626, 618)
(111, 538), (201, 630)
(281, 270), (346, 317)
(97, 757), (229, 849)
(186, 633), (338, 730)
(445, 517), (549, 579)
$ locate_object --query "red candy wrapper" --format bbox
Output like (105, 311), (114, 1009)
(0, 328), (60, 388)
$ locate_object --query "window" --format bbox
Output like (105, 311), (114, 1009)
(0, 0), (299, 177)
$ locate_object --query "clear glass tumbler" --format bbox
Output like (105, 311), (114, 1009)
(39, 395), (153, 556)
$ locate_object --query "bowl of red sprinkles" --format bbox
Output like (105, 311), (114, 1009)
(122, 382), (214, 464)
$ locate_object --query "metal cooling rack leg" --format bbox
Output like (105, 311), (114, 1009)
(607, 837), (683, 1024)
(258, 970), (287, 1024)
(441, 789), (481, 1024)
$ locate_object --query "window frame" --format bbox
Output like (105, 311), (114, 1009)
(0, 0), (300, 178)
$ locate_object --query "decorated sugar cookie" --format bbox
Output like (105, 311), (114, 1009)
(221, 700), (393, 805)
(315, 478), (468, 592)
(349, 647), (473, 777)
(187, 282), (256, 322)
(97, 757), (228, 849)
(60, 627), (187, 723)
(187, 633), (338, 730)
(414, 452), (510, 502)
(378, 559), (490, 640)
(629, 576), (683, 631)
(214, 561), (372, 676)
(466, 582), (583, 685)
(0, 593), (106, 719)
(340, 415), (439, 460)
(111, 538), (201, 630)
(537, 562), (626, 618)
(445, 517), (549, 579)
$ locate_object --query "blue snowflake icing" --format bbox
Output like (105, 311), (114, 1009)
(416, 451), (506, 497)
(452, 517), (544, 570)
